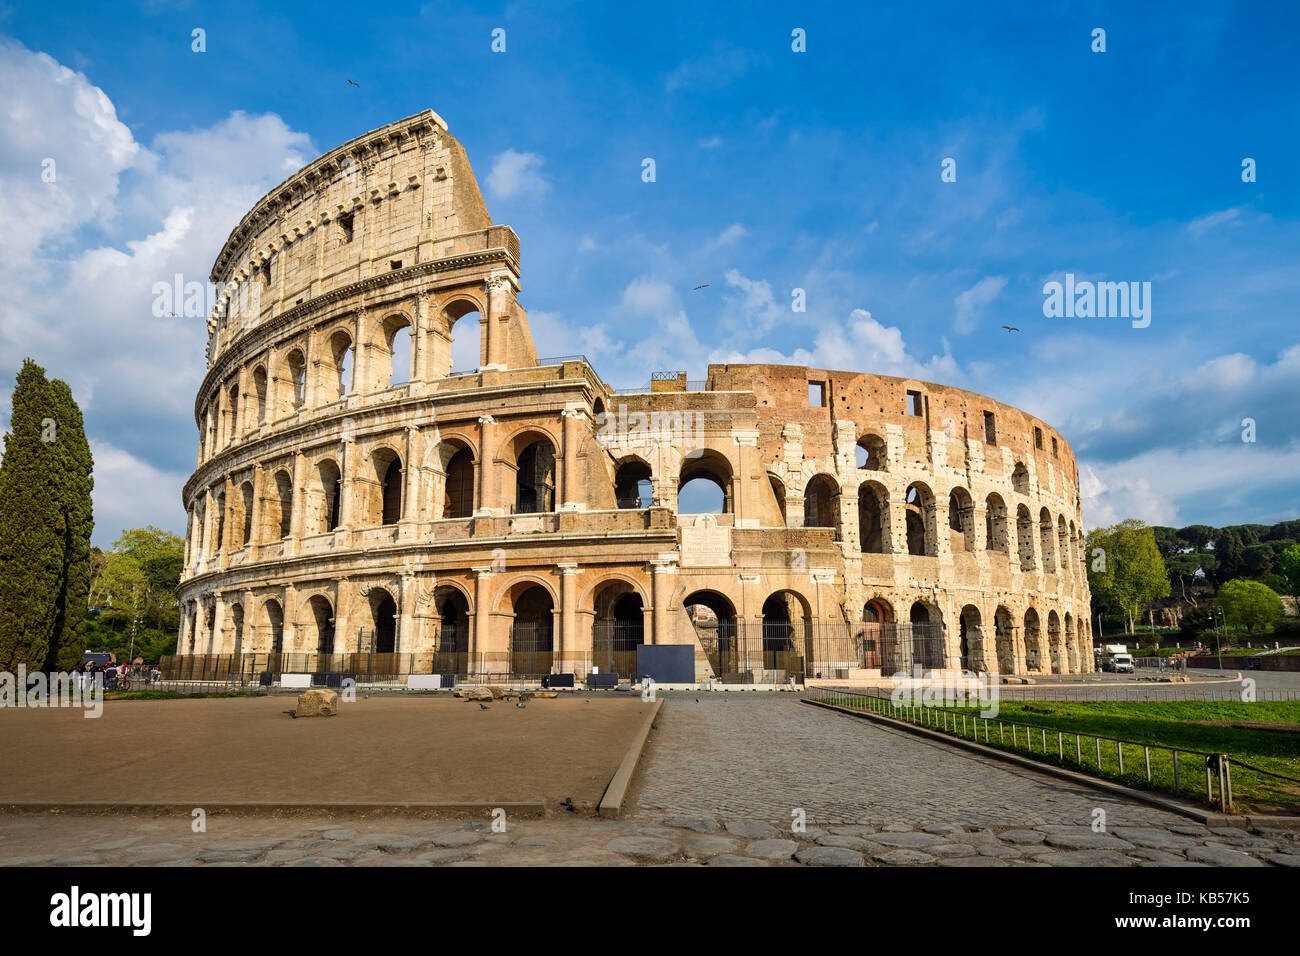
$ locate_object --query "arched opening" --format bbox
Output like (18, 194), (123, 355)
(855, 433), (887, 471)
(614, 458), (653, 509)
(229, 604), (245, 656)
(214, 490), (226, 552)
(274, 470), (293, 539)
(253, 366), (268, 424)
(442, 444), (475, 518)
(803, 474), (840, 538)
(994, 606), (1016, 674)
(684, 590), (738, 678)
(368, 589), (398, 655)
(307, 595), (335, 657)
(1012, 461), (1030, 495)
(383, 315), (412, 387)
(262, 599), (284, 655)
(905, 483), (936, 556)
(959, 605), (983, 671)
(204, 605), (216, 654)
(860, 598), (894, 670)
(286, 349), (307, 411)
(514, 439), (556, 514)
(593, 581), (645, 677)
(858, 481), (889, 553)
(1065, 612), (1079, 673)
(326, 330), (354, 401)
(315, 460), (342, 533)
(448, 308), (483, 374)
(1023, 608), (1043, 673)
(367, 448), (403, 526)
(509, 584), (554, 677)
(227, 384), (239, 445)
(908, 602), (945, 670)
(239, 480), (254, 548)
(1048, 610), (1063, 674)
(1016, 504), (1036, 571)
(985, 493), (1009, 553)
(434, 586), (470, 670)
(1058, 515), (1070, 576)
(948, 486), (975, 552)
(678, 450), (733, 514)
(761, 591), (811, 678)
(1039, 508), (1057, 573)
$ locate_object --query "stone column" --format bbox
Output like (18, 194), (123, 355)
(397, 573), (415, 657)
(650, 556), (678, 645)
(338, 434), (356, 530)
(559, 405), (584, 511)
(402, 426), (422, 534)
(211, 594), (226, 655)
(282, 583), (298, 653)
(484, 273), (513, 370)
(476, 415), (497, 516)
(558, 562), (578, 672)
(472, 567), (493, 674)
(248, 465), (264, 556)
(288, 451), (307, 551)
(353, 308), (371, 395)
(731, 429), (759, 528)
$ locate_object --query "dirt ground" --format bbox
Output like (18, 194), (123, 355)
(0, 694), (652, 810)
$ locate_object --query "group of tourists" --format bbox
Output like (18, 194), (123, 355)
(74, 659), (162, 689)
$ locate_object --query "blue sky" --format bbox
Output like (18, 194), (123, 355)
(0, 0), (1297, 545)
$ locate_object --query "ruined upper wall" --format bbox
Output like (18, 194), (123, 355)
(707, 363), (1080, 492)
(204, 110), (501, 363)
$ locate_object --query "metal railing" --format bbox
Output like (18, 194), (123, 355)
(806, 686), (1300, 814)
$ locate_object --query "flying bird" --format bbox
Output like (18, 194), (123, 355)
(1001, 325), (1020, 332)
(347, 79), (360, 87)
(692, 284), (709, 290)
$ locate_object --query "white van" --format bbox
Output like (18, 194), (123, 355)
(1110, 652), (1135, 674)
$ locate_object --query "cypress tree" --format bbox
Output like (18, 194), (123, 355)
(0, 360), (64, 670)
(45, 378), (94, 670)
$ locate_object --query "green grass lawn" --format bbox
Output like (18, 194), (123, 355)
(817, 694), (1300, 813)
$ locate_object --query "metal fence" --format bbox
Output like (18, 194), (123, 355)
(806, 686), (1300, 814)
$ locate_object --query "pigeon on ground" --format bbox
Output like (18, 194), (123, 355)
(478, 703), (489, 710)
(516, 701), (526, 708)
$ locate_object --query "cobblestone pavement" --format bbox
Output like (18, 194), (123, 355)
(1, 693), (1297, 867)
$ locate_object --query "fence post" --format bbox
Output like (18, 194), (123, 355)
(1117, 741), (1124, 775)
(1173, 750), (1180, 794)
(1144, 746), (1151, 783)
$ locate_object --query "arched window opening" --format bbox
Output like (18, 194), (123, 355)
(994, 606), (1015, 674)
(239, 481), (254, 548)
(434, 587), (470, 667)
(685, 590), (738, 678)
(1016, 505), (1035, 571)
(369, 449), (403, 526)
(317, 460), (342, 533)
(1039, 507), (1057, 573)
(449, 310), (482, 374)
(275, 470), (293, 539)
(287, 350), (307, 409)
(858, 482), (888, 553)
(948, 487), (975, 552)
(328, 330), (354, 400)
(515, 440), (556, 514)
(985, 493), (1009, 553)
(385, 316), (412, 387)
(959, 605), (982, 672)
(253, 367), (268, 424)
(905, 483), (936, 556)
(1048, 610), (1063, 674)
(908, 602), (944, 670)
(369, 590), (398, 655)
(227, 384), (239, 445)
(761, 592), (809, 677)
(614, 459), (653, 509)
(593, 582), (645, 676)
(443, 445), (475, 518)
(263, 599), (284, 655)
(803, 474), (840, 538)
(510, 585), (554, 677)
(679, 451), (732, 514)
(308, 595), (335, 657)
(1023, 608), (1042, 673)
(1012, 461), (1030, 495)
(855, 433), (887, 471)
(215, 491), (226, 551)
(769, 475), (787, 526)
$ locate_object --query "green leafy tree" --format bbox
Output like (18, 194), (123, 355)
(111, 527), (184, 631)
(1280, 544), (1300, 598)
(0, 361), (63, 670)
(1216, 579), (1283, 636)
(44, 378), (94, 670)
(1086, 519), (1171, 634)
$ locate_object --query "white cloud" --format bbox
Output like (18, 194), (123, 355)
(705, 223), (747, 251)
(0, 39), (317, 544)
(953, 275), (1007, 334)
(1187, 206), (1244, 238)
(486, 148), (549, 200)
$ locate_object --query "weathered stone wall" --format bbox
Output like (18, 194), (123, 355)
(176, 112), (1093, 681)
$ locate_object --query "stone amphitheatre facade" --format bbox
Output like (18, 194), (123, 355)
(174, 110), (1093, 683)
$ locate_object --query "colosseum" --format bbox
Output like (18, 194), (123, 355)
(173, 109), (1094, 684)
